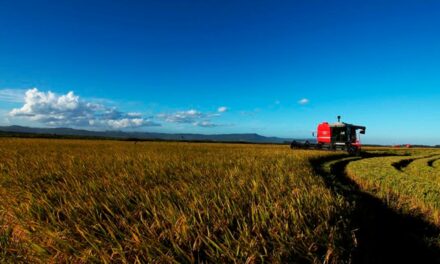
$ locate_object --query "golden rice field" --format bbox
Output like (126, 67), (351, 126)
(1, 138), (440, 263)
(0, 138), (352, 263)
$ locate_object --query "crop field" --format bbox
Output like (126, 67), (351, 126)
(1, 138), (440, 263)
(347, 152), (440, 224)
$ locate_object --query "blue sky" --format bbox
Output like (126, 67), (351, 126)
(0, 0), (439, 144)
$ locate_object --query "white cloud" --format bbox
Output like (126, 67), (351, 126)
(217, 106), (228, 113)
(9, 88), (160, 129)
(127, 112), (142, 117)
(157, 109), (204, 124)
(158, 108), (225, 128)
(0, 89), (27, 103)
(193, 121), (218, 127)
(105, 118), (155, 129)
(298, 98), (309, 105)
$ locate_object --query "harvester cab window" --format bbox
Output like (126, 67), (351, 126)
(350, 127), (357, 143)
(331, 127), (347, 143)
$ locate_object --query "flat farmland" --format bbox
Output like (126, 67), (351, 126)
(0, 139), (440, 263)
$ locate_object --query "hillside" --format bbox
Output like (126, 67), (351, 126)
(0, 125), (297, 143)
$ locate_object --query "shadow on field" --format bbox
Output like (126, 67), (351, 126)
(311, 152), (440, 264)
(392, 158), (415, 171)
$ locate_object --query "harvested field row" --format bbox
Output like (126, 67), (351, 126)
(404, 155), (440, 181)
(318, 152), (440, 263)
(346, 153), (440, 228)
(432, 159), (440, 169)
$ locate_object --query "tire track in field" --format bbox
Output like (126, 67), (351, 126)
(392, 154), (440, 171)
(311, 154), (440, 264)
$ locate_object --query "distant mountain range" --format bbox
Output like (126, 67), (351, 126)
(0, 125), (300, 144)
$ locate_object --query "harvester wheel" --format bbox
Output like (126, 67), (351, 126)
(304, 140), (310, 148)
(347, 145), (359, 156)
(290, 141), (297, 149)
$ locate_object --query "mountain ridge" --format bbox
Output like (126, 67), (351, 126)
(0, 125), (299, 143)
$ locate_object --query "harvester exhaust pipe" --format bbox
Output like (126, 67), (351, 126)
(337, 115), (341, 122)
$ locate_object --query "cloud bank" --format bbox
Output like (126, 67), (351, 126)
(5, 88), (230, 129)
(9, 88), (160, 129)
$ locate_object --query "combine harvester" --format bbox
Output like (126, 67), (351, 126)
(291, 116), (366, 155)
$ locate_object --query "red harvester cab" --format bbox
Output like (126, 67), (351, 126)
(317, 122), (331, 143)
